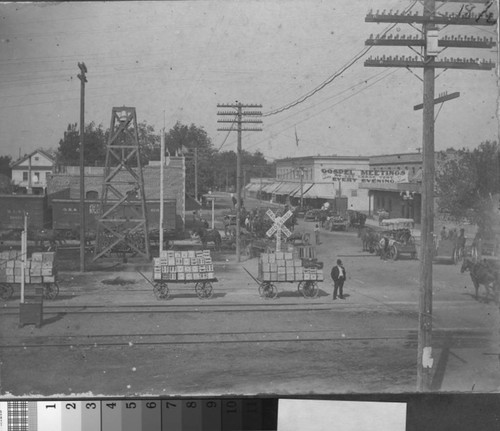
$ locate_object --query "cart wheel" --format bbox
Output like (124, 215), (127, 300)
(298, 281), (318, 298)
(43, 282), (59, 300)
(0, 283), (14, 300)
(259, 282), (277, 299)
(153, 282), (170, 300)
(195, 281), (213, 299)
(452, 248), (459, 264)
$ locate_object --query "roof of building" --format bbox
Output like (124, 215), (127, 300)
(276, 155), (370, 164)
(369, 152), (423, 165)
(10, 148), (56, 168)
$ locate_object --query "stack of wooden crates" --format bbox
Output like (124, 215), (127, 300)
(153, 250), (215, 282)
(0, 251), (56, 284)
(258, 250), (324, 282)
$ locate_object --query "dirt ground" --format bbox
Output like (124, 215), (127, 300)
(1, 195), (499, 397)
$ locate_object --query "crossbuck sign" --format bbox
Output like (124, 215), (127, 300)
(266, 209), (293, 252)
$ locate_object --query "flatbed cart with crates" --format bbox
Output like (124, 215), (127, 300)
(0, 251), (59, 301)
(247, 250), (324, 299)
(145, 249), (217, 300)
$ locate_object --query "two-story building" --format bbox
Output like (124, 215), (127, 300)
(10, 149), (56, 195)
(360, 152), (423, 222)
(247, 155), (373, 211)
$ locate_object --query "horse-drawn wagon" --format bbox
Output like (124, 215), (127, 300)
(379, 218), (417, 260)
(433, 237), (461, 264)
(325, 214), (349, 231)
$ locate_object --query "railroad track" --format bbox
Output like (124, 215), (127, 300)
(0, 300), (419, 316)
(0, 327), (493, 350)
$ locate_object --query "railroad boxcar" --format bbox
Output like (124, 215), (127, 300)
(0, 194), (51, 231)
(51, 199), (178, 236)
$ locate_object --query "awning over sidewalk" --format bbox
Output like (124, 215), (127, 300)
(261, 182), (283, 193)
(302, 183), (337, 199)
(273, 182), (302, 196)
(245, 182), (262, 192)
(289, 183), (314, 197)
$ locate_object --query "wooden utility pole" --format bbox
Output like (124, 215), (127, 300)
(365, 1), (496, 391)
(418, 0), (436, 391)
(77, 62), (87, 273)
(217, 102), (262, 262)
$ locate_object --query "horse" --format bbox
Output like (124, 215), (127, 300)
(460, 257), (499, 303)
(194, 228), (222, 251)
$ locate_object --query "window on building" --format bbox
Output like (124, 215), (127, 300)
(351, 189), (357, 197)
(45, 172), (51, 181)
(23, 172), (28, 181)
(86, 190), (98, 199)
(33, 172), (40, 183)
(34, 156), (39, 161)
(388, 199), (392, 212)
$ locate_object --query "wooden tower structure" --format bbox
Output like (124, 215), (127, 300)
(93, 107), (150, 261)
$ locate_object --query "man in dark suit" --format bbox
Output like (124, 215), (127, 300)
(331, 259), (347, 300)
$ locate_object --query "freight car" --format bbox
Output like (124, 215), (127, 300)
(0, 194), (178, 239)
(51, 198), (178, 238)
(0, 194), (51, 231)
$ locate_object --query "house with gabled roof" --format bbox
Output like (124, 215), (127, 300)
(10, 149), (56, 194)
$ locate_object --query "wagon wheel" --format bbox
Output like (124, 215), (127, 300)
(43, 282), (59, 300)
(195, 281), (213, 299)
(452, 248), (459, 265)
(153, 282), (170, 300)
(0, 283), (14, 301)
(259, 282), (277, 299)
(389, 245), (398, 261)
(298, 281), (319, 298)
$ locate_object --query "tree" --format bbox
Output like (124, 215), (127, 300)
(162, 122), (216, 196)
(0, 174), (13, 194)
(56, 121), (159, 167)
(56, 122), (107, 166)
(136, 121), (160, 165)
(436, 141), (499, 233)
(0, 155), (12, 177)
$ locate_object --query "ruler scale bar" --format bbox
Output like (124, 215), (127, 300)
(2, 399), (279, 430)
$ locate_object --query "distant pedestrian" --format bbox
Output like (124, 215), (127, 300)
(314, 223), (320, 245)
(440, 226), (448, 240)
(331, 259), (347, 300)
(231, 193), (237, 208)
(380, 236), (390, 260)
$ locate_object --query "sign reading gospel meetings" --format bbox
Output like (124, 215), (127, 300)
(321, 169), (409, 184)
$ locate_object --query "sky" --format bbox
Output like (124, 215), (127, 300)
(0, 0), (498, 162)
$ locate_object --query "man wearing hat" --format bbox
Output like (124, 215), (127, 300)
(331, 259), (347, 300)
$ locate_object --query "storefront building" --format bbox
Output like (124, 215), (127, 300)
(244, 151), (458, 224)
(246, 156), (372, 211)
(362, 152), (423, 223)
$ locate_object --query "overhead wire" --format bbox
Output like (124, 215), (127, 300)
(245, 68), (400, 153)
(263, 0), (419, 117)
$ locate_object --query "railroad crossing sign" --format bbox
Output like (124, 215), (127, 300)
(266, 209), (293, 252)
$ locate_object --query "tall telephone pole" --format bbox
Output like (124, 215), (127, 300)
(365, 1), (496, 391)
(217, 102), (262, 262)
(77, 62), (87, 273)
